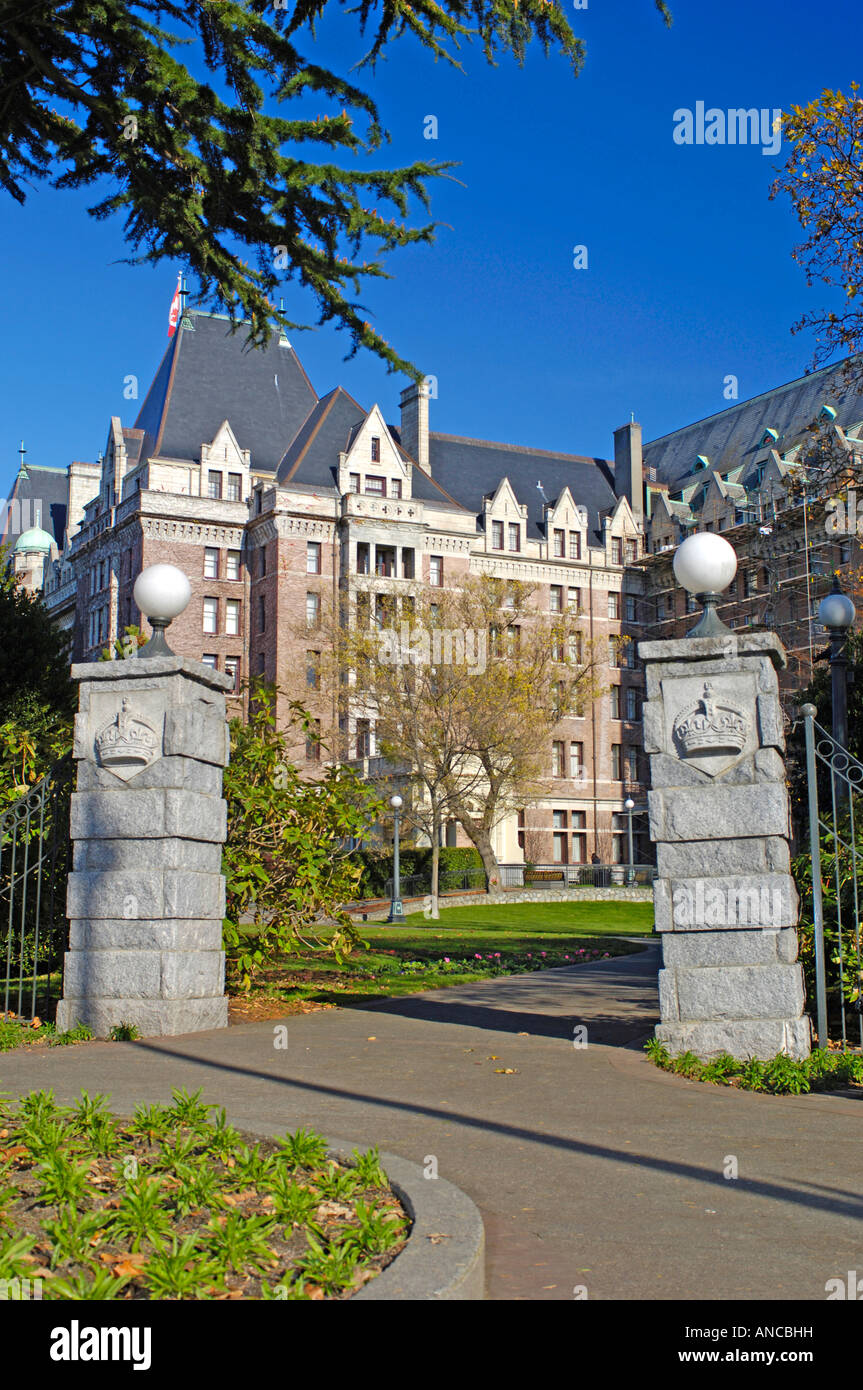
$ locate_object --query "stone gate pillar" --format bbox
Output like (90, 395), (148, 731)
(639, 632), (811, 1060)
(55, 656), (232, 1038)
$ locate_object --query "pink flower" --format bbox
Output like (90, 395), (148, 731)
(541, 951), (546, 957)
(474, 953), (482, 959)
(443, 957), (450, 963)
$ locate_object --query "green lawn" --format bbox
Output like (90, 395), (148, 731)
(236, 900), (654, 1010)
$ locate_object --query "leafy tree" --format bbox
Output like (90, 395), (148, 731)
(772, 85), (863, 373)
(312, 573), (603, 895)
(1, 0), (668, 373)
(222, 680), (383, 988)
(0, 558), (74, 802)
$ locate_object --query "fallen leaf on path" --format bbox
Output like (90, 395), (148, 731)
(426, 1233), (451, 1244)
(494, 1068), (518, 1074)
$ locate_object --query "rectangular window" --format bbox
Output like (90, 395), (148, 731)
(569, 531), (581, 560)
(349, 472), (360, 493)
(625, 687), (639, 720)
(608, 636), (619, 667)
(568, 586), (580, 610)
(391, 478), (402, 499)
(259, 547), (267, 576)
(306, 592), (320, 627)
(365, 475), (385, 496)
(306, 719), (322, 763)
(356, 719), (371, 759)
(572, 819), (587, 863)
(207, 471), (222, 500)
(568, 632), (583, 665)
(226, 550), (241, 581)
(203, 597), (218, 634)
(608, 591), (620, 620)
(356, 542), (370, 576)
(256, 652), (266, 674)
(227, 473), (242, 502)
(202, 654), (218, 670)
(258, 595), (266, 632)
(611, 537), (623, 565)
(307, 541), (322, 575)
(625, 594), (637, 622)
(517, 810), (525, 852)
(224, 657), (240, 692)
(508, 522), (521, 552)
(570, 742), (584, 780)
(402, 548), (415, 580)
(626, 746), (639, 782)
(306, 651), (320, 689)
(225, 599), (240, 636)
(371, 436), (381, 462)
(204, 547), (219, 579)
(611, 685), (621, 719)
(553, 529), (565, 558)
(611, 744), (622, 780)
(552, 740), (565, 778)
(625, 539), (638, 563)
(429, 555), (443, 587)
(549, 585), (562, 613)
(491, 520), (504, 550)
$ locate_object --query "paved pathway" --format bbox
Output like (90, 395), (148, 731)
(3, 941), (862, 1300)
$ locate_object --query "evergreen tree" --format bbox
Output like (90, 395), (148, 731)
(0, 0), (669, 374)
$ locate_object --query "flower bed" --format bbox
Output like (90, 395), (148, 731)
(0, 1089), (407, 1299)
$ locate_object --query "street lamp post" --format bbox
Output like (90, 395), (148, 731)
(624, 797), (635, 885)
(818, 575), (856, 752)
(387, 794), (406, 925)
(133, 564), (192, 657)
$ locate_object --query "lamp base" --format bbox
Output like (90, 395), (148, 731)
(686, 593), (732, 639)
(386, 899), (406, 925)
(136, 619), (175, 658)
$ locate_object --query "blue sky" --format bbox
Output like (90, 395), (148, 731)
(1, 0), (859, 506)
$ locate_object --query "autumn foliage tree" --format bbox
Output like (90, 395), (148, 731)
(315, 574), (603, 901)
(772, 85), (863, 374)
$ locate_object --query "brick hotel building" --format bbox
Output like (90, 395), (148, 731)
(6, 313), (863, 865)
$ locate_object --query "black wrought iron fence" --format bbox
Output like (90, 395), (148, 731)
(801, 705), (863, 1049)
(0, 756), (73, 1021)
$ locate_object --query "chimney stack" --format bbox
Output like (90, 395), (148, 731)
(400, 379), (430, 474)
(613, 420), (643, 520)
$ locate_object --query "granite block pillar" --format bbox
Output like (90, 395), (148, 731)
(639, 632), (811, 1060)
(55, 656), (232, 1038)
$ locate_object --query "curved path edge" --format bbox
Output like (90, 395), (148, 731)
(244, 1122), (486, 1301)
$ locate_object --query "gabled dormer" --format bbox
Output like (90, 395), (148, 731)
(541, 486), (589, 560)
(482, 477), (528, 554)
(336, 403), (410, 502)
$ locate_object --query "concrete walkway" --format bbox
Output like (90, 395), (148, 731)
(3, 941), (862, 1300)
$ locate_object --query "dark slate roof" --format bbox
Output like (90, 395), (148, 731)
(1, 465), (68, 549)
(421, 433), (617, 541)
(134, 312), (318, 473)
(644, 357), (863, 486)
(277, 387), (365, 488)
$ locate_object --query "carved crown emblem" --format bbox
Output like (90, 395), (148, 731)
(672, 682), (748, 761)
(95, 697), (159, 778)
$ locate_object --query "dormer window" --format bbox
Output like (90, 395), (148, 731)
(371, 436), (381, 462)
(508, 522), (521, 552)
(820, 404), (837, 422)
(694, 455), (709, 471)
(491, 520), (504, 550)
(759, 428), (778, 447)
(365, 475), (385, 496)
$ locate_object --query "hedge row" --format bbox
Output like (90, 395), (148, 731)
(352, 846), (484, 898)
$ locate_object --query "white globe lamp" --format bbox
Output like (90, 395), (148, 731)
(818, 576), (856, 633)
(133, 564), (192, 657)
(672, 532), (738, 637)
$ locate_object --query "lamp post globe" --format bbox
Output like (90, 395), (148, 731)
(132, 564), (192, 658)
(818, 583), (856, 632)
(390, 795), (403, 810)
(673, 532), (738, 637)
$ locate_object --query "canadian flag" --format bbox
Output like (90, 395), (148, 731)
(167, 275), (182, 337)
